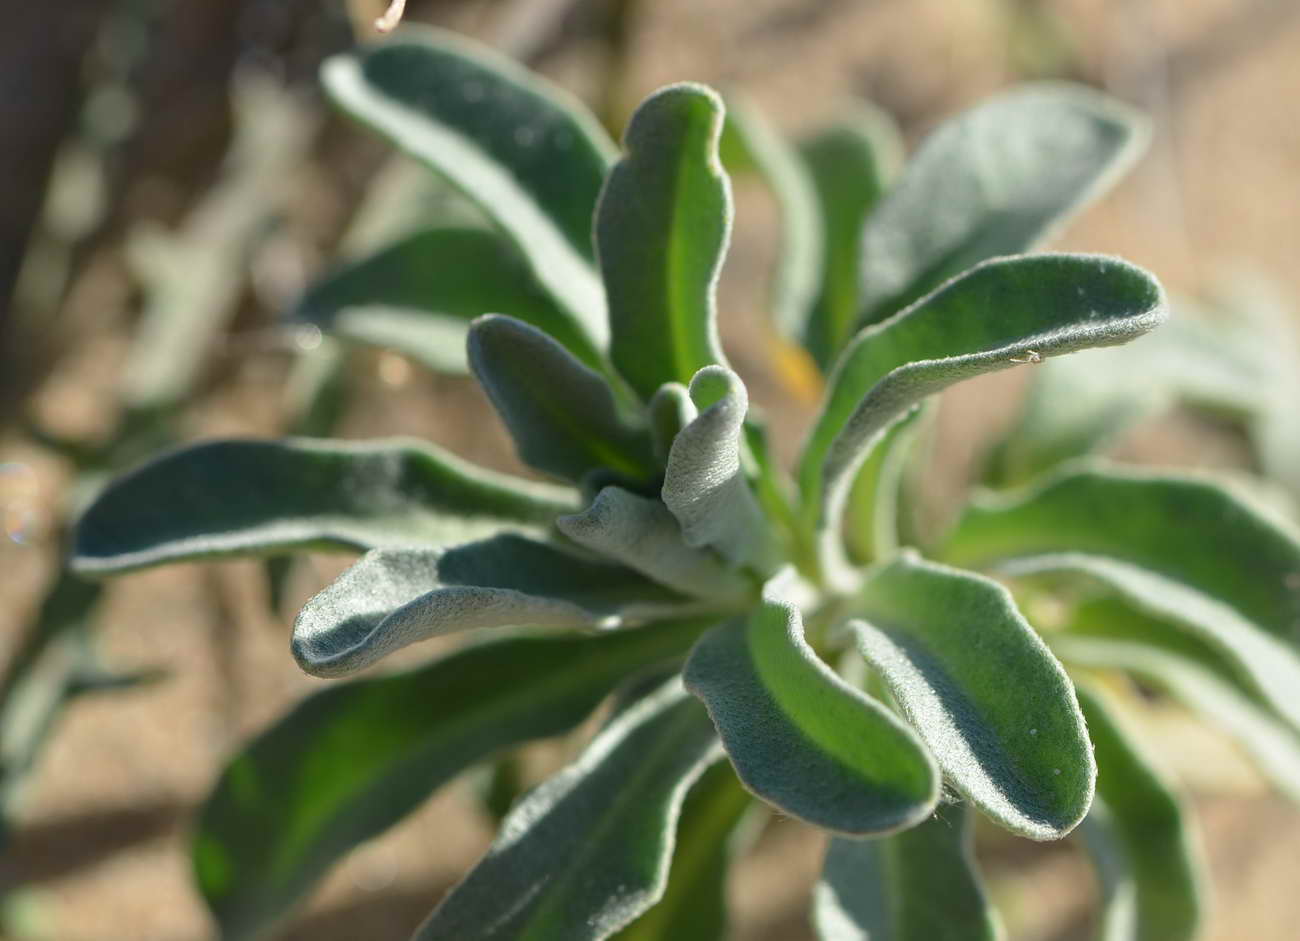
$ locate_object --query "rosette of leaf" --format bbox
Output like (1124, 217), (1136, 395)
(68, 27), (1300, 941)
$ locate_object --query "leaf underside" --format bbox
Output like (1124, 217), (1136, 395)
(291, 535), (698, 677)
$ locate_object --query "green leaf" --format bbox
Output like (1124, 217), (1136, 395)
(614, 761), (752, 941)
(799, 254), (1166, 573)
(842, 404), (928, 565)
(1215, 279), (1300, 500)
(850, 553), (1095, 839)
(193, 619), (711, 940)
(283, 336), (349, 438)
(798, 104), (904, 368)
(71, 438), (576, 575)
(813, 802), (1002, 941)
(597, 83), (731, 400)
(469, 315), (655, 483)
(984, 306), (1261, 486)
(662, 367), (779, 573)
(557, 487), (755, 602)
(414, 678), (721, 941)
(855, 84), (1147, 329)
(292, 534), (700, 677)
(1074, 685), (1204, 941)
(294, 227), (602, 374)
(322, 28), (613, 344)
(944, 465), (1300, 733)
(1051, 598), (1300, 802)
(1, 572), (103, 830)
(648, 382), (696, 465)
(721, 95), (823, 340)
(684, 592), (939, 834)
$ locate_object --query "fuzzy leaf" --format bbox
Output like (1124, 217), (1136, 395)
(597, 83), (731, 400)
(799, 254), (1166, 567)
(1052, 598), (1300, 802)
(193, 620), (710, 940)
(855, 84), (1146, 329)
(850, 553), (1095, 839)
(322, 28), (612, 344)
(985, 308), (1260, 486)
(945, 465), (1300, 733)
(292, 535), (698, 677)
(71, 438), (575, 575)
(1074, 685), (1204, 941)
(685, 594), (939, 835)
(557, 487), (755, 602)
(662, 366), (778, 573)
(813, 802), (1002, 941)
(721, 95), (823, 339)
(414, 678), (721, 941)
(294, 227), (602, 374)
(799, 104), (904, 368)
(614, 761), (752, 941)
(843, 404), (928, 564)
(468, 315), (656, 483)
(648, 382), (696, 464)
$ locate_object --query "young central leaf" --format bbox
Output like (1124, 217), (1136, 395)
(684, 594), (939, 835)
(596, 83), (731, 400)
(662, 366), (778, 573)
(468, 315), (656, 484)
(557, 486), (754, 602)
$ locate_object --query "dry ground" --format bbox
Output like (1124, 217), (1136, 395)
(4, 1), (1300, 938)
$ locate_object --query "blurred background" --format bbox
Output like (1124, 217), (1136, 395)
(2, 1), (1298, 938)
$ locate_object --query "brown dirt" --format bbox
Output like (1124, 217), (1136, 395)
(5, 1), (1300, 939)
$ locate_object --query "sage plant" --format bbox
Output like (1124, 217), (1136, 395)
(71, 28), (1300, 941)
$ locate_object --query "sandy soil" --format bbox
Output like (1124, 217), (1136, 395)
(5, 1), (1300, 939)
